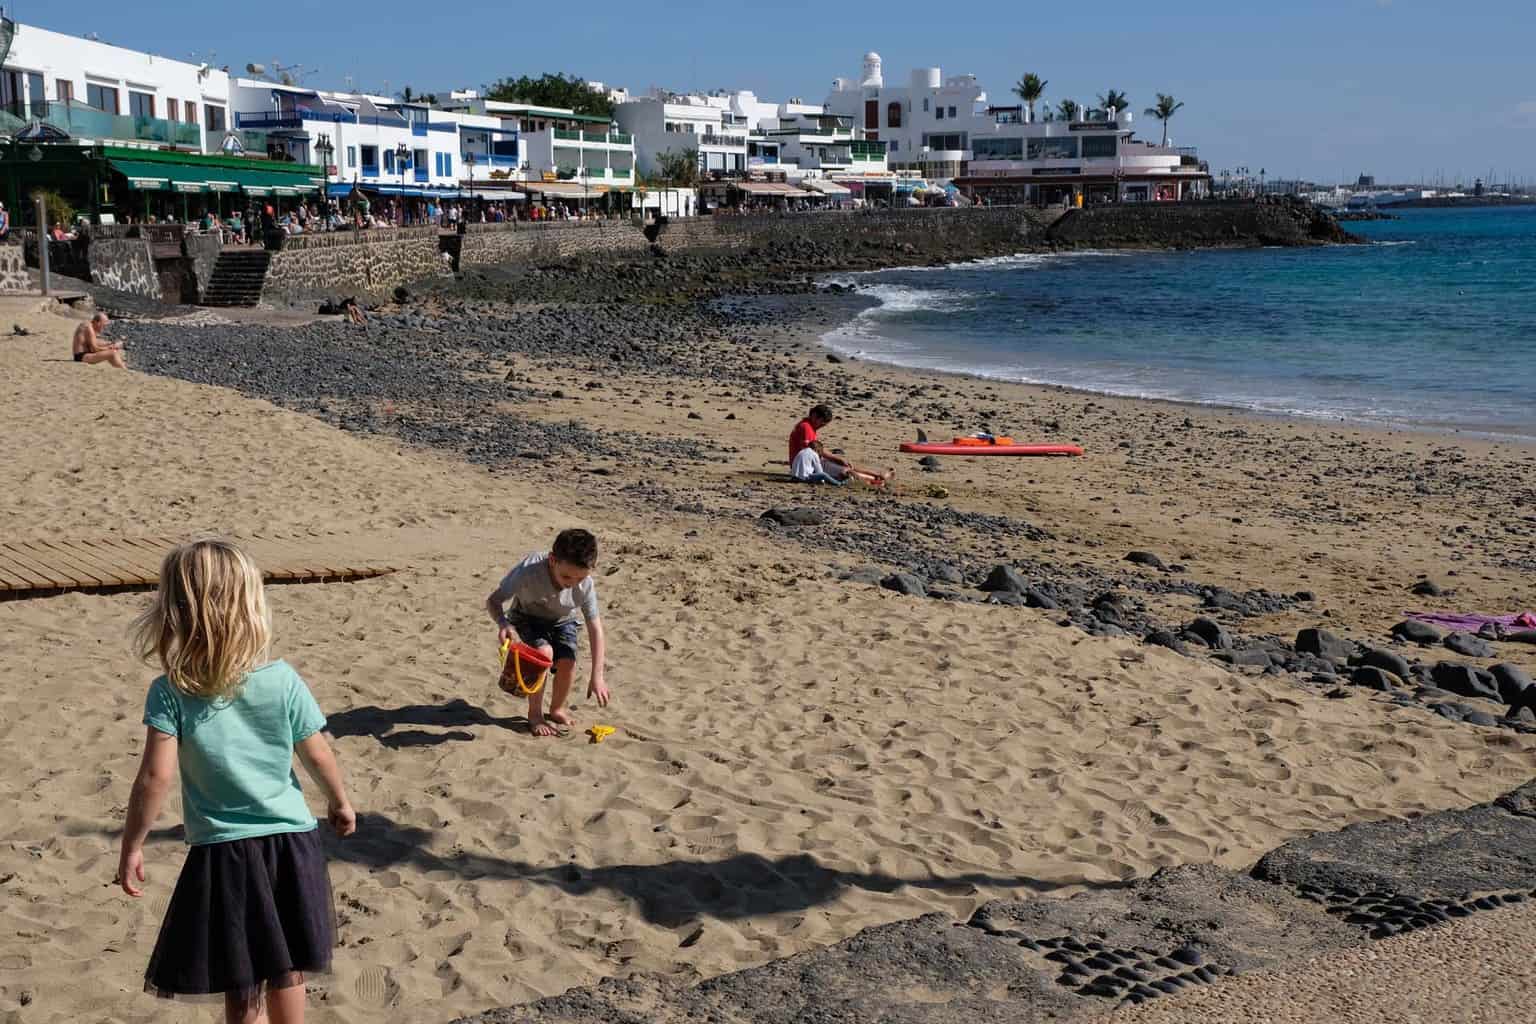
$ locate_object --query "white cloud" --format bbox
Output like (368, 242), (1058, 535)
(1517, 100), (1536, 117)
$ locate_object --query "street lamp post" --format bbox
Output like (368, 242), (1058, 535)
(395, 142), (410, 225)
(315, 133), (334, 220)
(582, 165), (590, 218)
(465, 150), (477, 221)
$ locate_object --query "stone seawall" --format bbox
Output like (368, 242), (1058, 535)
(0, 245), (29, 293)
(660, 206), (1057, 257)
(88, 238), (160, 299)
(456, 220), (646, 268)
(261, 208), (1060, 303)
(1045, 198), (1357, 248)
(264, 228), (446, 298)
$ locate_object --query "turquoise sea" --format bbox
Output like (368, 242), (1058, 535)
(822, 207), (1536, 439)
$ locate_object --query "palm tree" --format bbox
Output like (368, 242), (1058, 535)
(1055, 99), (1080, 122)
(1098, 90), (1130, 114)
(1012, 73), (1047, 122)
(1145, 93), (1185, 146)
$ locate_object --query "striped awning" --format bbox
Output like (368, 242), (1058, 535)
(733, 180), (812, 197)
(801, 178), (851, 196)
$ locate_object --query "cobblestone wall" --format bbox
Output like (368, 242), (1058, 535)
(88, 238), (160, 299)
(658, 206), (1057, 255)
(0, 246), (29, 293)
(457, 221), (646, 268)
(264, 232), (446, 298)
(260, 208), (1061, 302)
(184, 234), (223, 303)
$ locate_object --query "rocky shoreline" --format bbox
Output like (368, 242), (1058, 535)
(449, 775), (1536, 1022)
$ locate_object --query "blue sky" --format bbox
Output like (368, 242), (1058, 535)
(30, 0), (1536, 184)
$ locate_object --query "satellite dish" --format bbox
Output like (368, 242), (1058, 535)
(246, 63), (266, 76)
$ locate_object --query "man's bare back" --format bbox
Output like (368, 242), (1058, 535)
(72, 314), (126, 368)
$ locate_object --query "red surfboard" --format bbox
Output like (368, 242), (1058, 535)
(899, 442), (1084, 457)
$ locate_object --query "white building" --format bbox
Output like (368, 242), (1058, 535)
(957, 104), (1210, 204)
(439, 94), (635, 200)
(231, 81), (540, 206)
(823, 51), (1209, 201)
(823, 54), (990, 181)
(1, 21), (229, 152)
(758, 111), (886, 178)
(613, 93), (748, 177)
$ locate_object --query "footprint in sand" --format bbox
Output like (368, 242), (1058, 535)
(352, 965), (397, 1008)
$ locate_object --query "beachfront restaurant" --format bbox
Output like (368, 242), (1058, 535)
(0, 141), (323, 225)
(698, 178), (814, 211)
(519, 178), (633, 217)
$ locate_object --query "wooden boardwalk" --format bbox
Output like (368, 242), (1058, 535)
(0, 534), (400, 601)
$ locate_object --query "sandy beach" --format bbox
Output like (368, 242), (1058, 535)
(2, 286), (1533, 1023)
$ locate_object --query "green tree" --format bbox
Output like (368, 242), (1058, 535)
(1144, 93), (1185, 146)
(653, 148), (700, 187)
(1012, 73), (1047, 122)
(1097, 90), (1130, 114)
(400, 85), (415, 103)
(1055, 99), (1080, 122)
(32, 188), (75, 228)
(484, 73), (614, 119)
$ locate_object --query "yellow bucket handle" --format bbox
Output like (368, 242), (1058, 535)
(499, 639), (548, 696)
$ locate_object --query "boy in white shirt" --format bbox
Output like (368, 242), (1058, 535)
(485, 528), (609, 736)
(791, 440), (892, 487)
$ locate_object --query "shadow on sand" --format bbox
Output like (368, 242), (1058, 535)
(321, 810), (1133, 928)
(324, 698), (527, 747)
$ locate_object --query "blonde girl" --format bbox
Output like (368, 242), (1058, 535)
(117, 539), (355, 1024)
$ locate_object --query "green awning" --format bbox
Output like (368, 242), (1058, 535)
(236, 167), (322, 196)
(108, 156), (320, 196)
(109, 158), (179, 191)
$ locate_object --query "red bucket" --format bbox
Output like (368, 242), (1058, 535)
(498, 639), (553, 695)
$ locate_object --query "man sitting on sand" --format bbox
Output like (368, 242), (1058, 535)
(72, 313), (126, 369)
(788, 403), (892, 486)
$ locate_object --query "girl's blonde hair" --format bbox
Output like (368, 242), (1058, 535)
(134, 539), (271, 699)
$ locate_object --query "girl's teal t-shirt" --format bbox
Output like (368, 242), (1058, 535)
(142, 660), (327, 846)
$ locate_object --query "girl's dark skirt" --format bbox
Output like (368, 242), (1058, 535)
(145, 828), (335, 1002)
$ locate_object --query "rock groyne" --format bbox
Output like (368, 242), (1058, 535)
(1046, 197), (1360, 248)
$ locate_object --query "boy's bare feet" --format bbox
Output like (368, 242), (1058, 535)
(547, 707), (576, 728)
(528, 714), (562, 737)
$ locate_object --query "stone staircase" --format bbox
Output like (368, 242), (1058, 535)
(200, 249), (271, 307)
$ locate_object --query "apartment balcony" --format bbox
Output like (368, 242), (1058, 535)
(699, 134), (746, 148)
(550, 128), (632, 146)
(39, 100), (201, 148)
(235, 112), (305, 131)
(467, 153), (521, 169)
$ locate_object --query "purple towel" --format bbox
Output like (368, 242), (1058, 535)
(1407, 611), (1536, 631)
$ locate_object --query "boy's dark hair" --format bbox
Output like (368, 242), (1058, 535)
(551, 528), (599, 568)
(809, 403), (834, 422)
